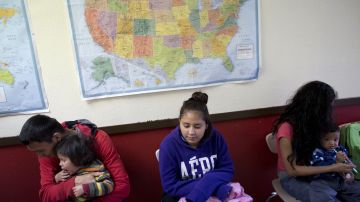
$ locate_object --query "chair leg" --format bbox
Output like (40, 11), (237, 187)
(265, 191), (278, 202)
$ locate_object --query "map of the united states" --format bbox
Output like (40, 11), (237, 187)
(68, 0), (258, 98)
(84, 0), (243, 80)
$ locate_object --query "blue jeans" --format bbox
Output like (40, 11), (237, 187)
(280, 173), (360, 202)
(310, 175), (360, 202)
(280, 175), (312, 201)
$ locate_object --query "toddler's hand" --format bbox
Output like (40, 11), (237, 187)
(336, 151), (347, 163)
(54, 170), (70, 183)
(72, 185), (84, 197)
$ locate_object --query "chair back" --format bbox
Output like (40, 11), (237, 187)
(155, 149), (160, 162)
(266, 133), (277, 154)
(265, 133), (300, 202)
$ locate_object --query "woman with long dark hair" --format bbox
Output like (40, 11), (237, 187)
(273, 81), (360, 201)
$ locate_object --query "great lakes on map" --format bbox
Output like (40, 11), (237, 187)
(68, 0), (259, 99)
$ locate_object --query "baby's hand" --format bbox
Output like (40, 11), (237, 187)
(73, 185), (84, 197)
(336, 151), (347, 163)
(54, 170), (71, 183)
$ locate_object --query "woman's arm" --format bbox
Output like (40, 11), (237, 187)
(279, 137), (354, 176)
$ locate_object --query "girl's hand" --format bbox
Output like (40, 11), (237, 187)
(72, 185), (84, 197)
(54, 170), (71, 183)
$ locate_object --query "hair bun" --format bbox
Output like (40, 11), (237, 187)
(191, 91), (208, 104)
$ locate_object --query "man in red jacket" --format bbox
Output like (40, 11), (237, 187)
(19, 114), (130, 202)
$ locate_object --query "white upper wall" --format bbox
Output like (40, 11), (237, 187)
(1, 0), (360, 138)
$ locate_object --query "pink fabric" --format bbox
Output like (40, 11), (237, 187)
(178, 183), (253, 202)
(276, 122), (293, 171)
(223, 183), (253, 202)
(178, 197), (187, 202)
(206, 197), (221, 202)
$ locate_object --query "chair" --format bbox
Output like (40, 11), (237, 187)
(265, 133), (299, 202)
(155, 149), (160, 162)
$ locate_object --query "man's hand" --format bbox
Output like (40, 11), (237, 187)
(54, 170), (70, 183)
(72, 185), (84, 197)
(75, 172), (103, 185)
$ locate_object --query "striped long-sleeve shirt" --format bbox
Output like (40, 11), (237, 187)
(76, 159), (114, 201)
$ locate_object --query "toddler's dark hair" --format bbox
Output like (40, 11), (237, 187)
(328, 122), (340, 133)
(55, 135), (96, 167)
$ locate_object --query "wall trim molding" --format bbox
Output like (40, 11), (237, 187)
(2, 97), (359, 147)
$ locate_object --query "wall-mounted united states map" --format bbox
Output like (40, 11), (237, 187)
(68, 0), (259, 99)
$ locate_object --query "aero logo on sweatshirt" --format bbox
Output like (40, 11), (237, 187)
(181, 155), (217, 180)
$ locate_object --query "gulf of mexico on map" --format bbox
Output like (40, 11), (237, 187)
(67, 0), (259, 99)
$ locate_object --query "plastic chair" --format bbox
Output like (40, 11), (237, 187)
(265, 133), (299, 202)
(155, 149), (160, 162)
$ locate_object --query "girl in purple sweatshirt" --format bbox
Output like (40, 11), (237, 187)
(159, 92), (252, 202)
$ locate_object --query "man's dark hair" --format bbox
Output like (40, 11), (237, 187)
(19, 115), (65, 145)
(55, 135), (96, 167)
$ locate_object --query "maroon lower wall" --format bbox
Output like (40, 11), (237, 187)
(1, 104), (360, 202)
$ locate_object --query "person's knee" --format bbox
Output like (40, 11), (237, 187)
(281, 177), (312, 201)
